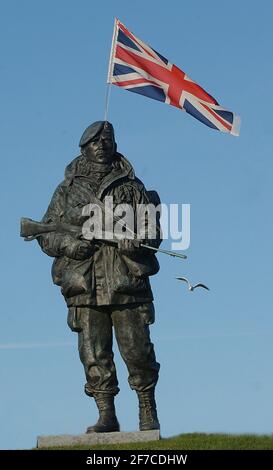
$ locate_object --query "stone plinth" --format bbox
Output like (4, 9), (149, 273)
(37, 430), (160, 448)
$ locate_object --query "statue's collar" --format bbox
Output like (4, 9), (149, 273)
(64, 153), (135, 200)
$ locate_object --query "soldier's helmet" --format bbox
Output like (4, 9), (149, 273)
(79, 121), (115, 148)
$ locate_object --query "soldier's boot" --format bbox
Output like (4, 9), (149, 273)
(86, 393), (120, 433)
(137, 389), (160, 431)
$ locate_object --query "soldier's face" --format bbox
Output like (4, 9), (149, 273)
(83, 128), (115, 163)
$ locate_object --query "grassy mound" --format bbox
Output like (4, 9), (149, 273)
(43, 433), (273, 450)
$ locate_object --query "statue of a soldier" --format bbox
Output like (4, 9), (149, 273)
(36, 121), (161, 433)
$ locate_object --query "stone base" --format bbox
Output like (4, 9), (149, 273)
(37, 430), (160, 448)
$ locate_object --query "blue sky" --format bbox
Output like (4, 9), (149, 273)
(1, 0), (273, 449)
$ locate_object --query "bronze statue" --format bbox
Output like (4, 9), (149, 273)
(24, 121), (161, 433)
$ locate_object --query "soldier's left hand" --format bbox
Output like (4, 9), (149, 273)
(118, 239), (142, 255)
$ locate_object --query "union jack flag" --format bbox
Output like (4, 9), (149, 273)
(107, 19), (240, 136)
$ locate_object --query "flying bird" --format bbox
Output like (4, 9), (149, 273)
(176, 277), (210, 292)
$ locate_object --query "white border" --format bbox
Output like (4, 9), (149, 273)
(231, 114), (241, 136)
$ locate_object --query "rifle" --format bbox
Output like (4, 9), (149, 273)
(20, 217), (187, 260)
(20, 218), (82, 240)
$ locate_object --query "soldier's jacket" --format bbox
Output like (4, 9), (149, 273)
(38, 152), (161, 307)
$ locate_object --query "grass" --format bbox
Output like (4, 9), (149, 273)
(41, 433), (273, 450)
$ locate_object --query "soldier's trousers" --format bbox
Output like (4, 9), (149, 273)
(67, 303), (160, 397)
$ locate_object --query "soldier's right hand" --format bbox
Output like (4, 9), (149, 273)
(66, 240), (94, 260)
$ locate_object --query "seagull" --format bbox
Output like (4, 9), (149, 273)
(176, 277), (210, 292)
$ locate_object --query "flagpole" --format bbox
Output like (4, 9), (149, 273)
(104, 83), (112, 121)
(104, 18), (118, 122)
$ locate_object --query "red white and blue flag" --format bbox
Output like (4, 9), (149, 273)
(107, 19), (240, 136)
